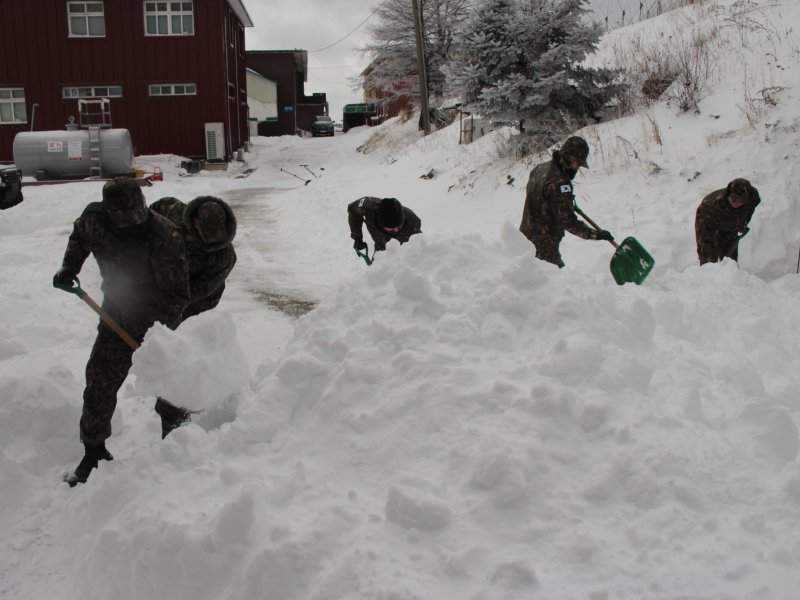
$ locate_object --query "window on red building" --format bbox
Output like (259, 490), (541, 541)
(144, 2), (194, 36)
(0, 89), (27, 124)
(148, 84), (197, 96)
(67, 1), (106, 37)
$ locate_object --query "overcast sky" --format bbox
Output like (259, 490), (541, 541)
(243, 0), (374, 120)
(241, 0), (665, 120)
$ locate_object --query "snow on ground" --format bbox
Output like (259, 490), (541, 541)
(1, 0), (800, 598)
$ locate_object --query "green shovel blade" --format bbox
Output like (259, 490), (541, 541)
(610, 237), (655, 285)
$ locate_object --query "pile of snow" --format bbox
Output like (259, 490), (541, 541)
(131, 312), (250, 412)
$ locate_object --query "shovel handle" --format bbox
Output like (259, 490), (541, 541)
(574, 205), (619, 249)
(55, 276), (140, 350)
(355, 246), (374, 266)
(726, 227), (749, 257)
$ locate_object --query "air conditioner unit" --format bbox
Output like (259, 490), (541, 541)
(204, 122), (225, 161)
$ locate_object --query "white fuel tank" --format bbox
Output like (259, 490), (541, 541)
(13, 128), (133, 179)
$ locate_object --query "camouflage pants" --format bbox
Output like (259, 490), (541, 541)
(80, 311), (153, 444)
(521, 220), (565, 268)
(697, 233), (738, 265)
(530, 231), (565, 268)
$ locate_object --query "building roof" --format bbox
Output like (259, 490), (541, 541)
(246, 50), (309, 81)
(246, 67), (277, 83)
(228, 0), (253, 27)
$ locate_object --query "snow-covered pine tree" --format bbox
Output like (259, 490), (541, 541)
(446, 0), (624, 151)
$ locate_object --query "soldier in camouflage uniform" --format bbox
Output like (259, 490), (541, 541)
(348, 197), (422, 252)
(519, 136), (613, 268)
(695, 178), (760, 265)
(150, 196), (237, 320)
(149, 195), (237, 437)
(53, 177), (190, 485)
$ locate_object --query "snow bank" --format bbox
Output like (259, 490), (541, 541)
(63, 229), (800, 600)
(2, 1), (800, 598)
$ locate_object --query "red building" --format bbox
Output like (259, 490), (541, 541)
(361, 59), (414, 123)
(246, 50), (327, 137)
(0, 0), (252, 162)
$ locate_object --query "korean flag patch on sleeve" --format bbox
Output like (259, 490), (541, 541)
(560, 184), (572, 193)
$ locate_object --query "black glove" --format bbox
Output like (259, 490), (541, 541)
(354, 240), (368, 251)
(53, 267), (77, 287)
(593, 229), (614, 242)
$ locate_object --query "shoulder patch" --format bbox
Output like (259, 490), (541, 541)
(560, 184), (573, 194)
(358, 197), (366, 208)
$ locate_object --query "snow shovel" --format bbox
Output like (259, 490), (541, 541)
(54, 276), (140, 350)
(574, 205), (655, 286)
(726, 227), (749, 261)
(54, 276), (196, 422)
(355, 243), (374, 266)
(300, 164), (318, 178)
(280, 167), (310, 186)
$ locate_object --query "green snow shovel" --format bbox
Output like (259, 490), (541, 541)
(355, 243), (374, 266)
(575, 205), (655, 286)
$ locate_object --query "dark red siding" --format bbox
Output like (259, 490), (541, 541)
(0, 0), (249, 162)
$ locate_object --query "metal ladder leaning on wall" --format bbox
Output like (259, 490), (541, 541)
(78, 98), (112, 180)
(87, 127), (102, 179)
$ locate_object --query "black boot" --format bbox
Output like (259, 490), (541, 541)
(66, 442), (113, 487)
(155, 397), (192, 439)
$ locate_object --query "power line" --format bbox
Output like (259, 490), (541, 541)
(308, 64), (365, 71)
(309, 0), (389, 53)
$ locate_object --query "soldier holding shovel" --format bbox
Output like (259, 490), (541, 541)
(348, 197), (422, 264)
(53, 178), (190, 486)
(695, 178), (760, 265)
(519, 136), (614, 268)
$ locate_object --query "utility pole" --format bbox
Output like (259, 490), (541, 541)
(411, 0), (430, 134)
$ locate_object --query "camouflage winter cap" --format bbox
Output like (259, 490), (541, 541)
(102, 177), (144, 208)
(561, 136), (590, 168)
(102, 177), (146, 228)
(729, 178), (752, 199)
(195, 199), (228, 243)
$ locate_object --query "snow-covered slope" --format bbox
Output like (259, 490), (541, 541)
(1, 1), (799, 598)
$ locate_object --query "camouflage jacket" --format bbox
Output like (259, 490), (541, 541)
(149, 197), (237, 317)
(348, 196), (422, 251)
(60, 203), (190, 328)
(695, 186), (761, 263)
(519, 153), (595, 243)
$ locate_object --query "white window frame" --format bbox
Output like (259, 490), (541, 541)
(144, 2), (195, 37)
(0, 88), (27, 124)
(148, 83), (197, 96)
(62, 86), (123, 99)
(67, 1), (106, 38)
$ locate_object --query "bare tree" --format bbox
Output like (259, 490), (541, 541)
(359, 0), (477, 106)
